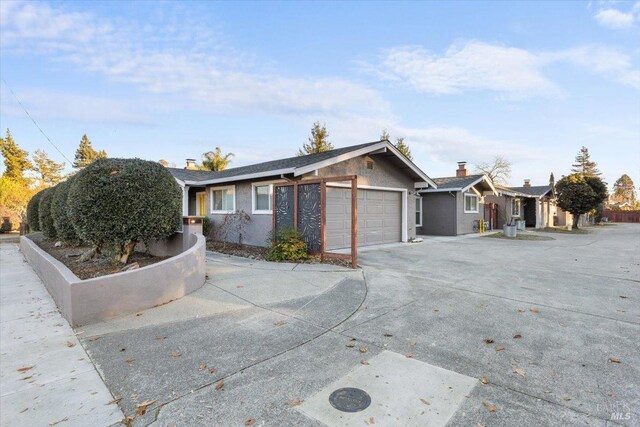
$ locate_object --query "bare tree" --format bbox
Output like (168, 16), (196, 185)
(474, 156), (512, 184)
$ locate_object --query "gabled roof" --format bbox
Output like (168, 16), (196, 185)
(169, 140), (437, 187)
(419, 174), (497, 195)
(508, 185), (553, 198)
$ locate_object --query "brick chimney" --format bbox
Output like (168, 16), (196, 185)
(185, 158), (197, 170)
(456, 161), (468, 177)
(523, 179), (531, 188)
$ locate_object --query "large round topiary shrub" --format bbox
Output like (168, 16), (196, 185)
(38, 186), (58, 239)
(26, 190), (44, 232)
(68, 158), (182, 263)
(51, 177), (78, 243)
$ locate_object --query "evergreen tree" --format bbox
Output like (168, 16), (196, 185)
(0, 129), (32, 180)
(610, 174), (636, 207)
(571, 146), (601, 177)
(394, 137), (413, 161)
(380, 129), (413, 160)
(202, 147), (234, 171)
(73, 134), (107, 169)
(298, 122), (333, 156)
(32, 149), (65, 187)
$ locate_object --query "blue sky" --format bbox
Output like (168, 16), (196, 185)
(1, 0), (639, 188)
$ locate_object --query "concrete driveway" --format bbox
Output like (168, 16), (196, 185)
(78, 225), (639, 426)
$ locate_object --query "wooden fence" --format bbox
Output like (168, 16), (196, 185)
(603, 209), (640, 223)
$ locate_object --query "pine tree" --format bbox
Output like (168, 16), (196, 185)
(73, 134), (107, 169)
(298, 122), (333, 156)
(610, 174), (636, 207)
(380, 129), (413, 160)
(0, 129), (32, 180)
(202, 147), (234, 171)
(32, 149), (65, 187)
(394, 137), (413, 161)
(571, 146), (601, 177)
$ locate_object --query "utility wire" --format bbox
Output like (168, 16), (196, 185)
(2, 78), (73, 164)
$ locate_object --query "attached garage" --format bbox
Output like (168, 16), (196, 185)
(325, 187), (403, 250)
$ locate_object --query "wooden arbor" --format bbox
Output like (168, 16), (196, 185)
(272, 176), (358, 268)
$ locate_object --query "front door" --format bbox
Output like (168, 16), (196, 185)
(196, 192), (207, 216)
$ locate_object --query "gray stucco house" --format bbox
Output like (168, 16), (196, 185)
(486, 179), (557, 229)
(169, 140), (436, 249)
(417, 162), (497, 236)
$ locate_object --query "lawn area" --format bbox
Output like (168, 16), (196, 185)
(484, 231), (555, 240)
(533, 226), (590, 234)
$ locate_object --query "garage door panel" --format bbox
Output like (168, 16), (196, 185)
(326, 187), (402, 250)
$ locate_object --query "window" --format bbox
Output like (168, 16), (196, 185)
(511, 198), (521, 217)
(415, 197), (423, 226)
(252, 183), (273, 214)
(464, 194), (479, 213)
(210, 185), (235, 213)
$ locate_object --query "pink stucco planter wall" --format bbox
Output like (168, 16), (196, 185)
(20, 233), (206, 326)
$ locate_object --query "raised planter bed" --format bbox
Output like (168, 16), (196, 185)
(20, 232), (206, 326)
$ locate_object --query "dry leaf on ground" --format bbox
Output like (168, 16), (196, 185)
(530, 307), (539, 313)
(107, 397), (122, 405)
(208, 367), (217, 374)
(125, 358), (135, 364)
(383, 333), (393, 337)
(155, 336), (166, 340)
(514, 368), (526, 377)
(171, 351), (181, 358)
(360, 360), (370, 365)
(287, 400), (303, 406)
(405, 352), (413, 358)
(358, 347), (367, 353)
(608, 357), (621, 364)
(135, 400), (156, 416)
(66, 341), (75, 348)
(495, 346), (505, 352)
(17, 366), (34, 372)
(199, 363), (207, 370)
(19, 408), (28, 413)
(480, 377), (489, 385)
(513, 334), (522, 339)
(215, 380), (224, 390)
(49, 417), (69, 426)
(420, 398), (430, 405)
(484, 338), (494, 344)
(245, 418), (256, 426)
(345, 343), (355, 348)
(563, 396), (572, 401)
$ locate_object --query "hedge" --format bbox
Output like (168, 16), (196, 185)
(51, 177), (78, 243)
(67, 158), (182, 262)
(38, 187), (57, 239)
(26, 190), (44, 232)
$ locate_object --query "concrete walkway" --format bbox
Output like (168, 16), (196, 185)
(0, 243), (123, 427)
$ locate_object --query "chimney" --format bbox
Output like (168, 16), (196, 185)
(185, 158), (197, 170)
(456, 161), (467, 177)
(523, 179), (531, 188)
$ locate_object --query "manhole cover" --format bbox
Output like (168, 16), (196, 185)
(328, 387), (371, 412)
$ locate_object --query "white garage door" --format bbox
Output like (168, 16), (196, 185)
(326, 187), (402, 250)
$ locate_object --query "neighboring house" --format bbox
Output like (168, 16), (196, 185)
(169, 140), (436, 249)
(417, 162), (498, 236)
(486, 179), (557, 229)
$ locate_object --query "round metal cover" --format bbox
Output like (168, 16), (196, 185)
(328, 387), (371, 412)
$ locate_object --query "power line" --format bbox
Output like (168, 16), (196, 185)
(2, 78), (73, 164)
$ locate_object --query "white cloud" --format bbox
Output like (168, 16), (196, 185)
(0, 86), (152, 124)
(363, 41), (640, 97)
(593, 6), (636, 29)
(0, 1), (389, 118)
(372, 41), (559, 98)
